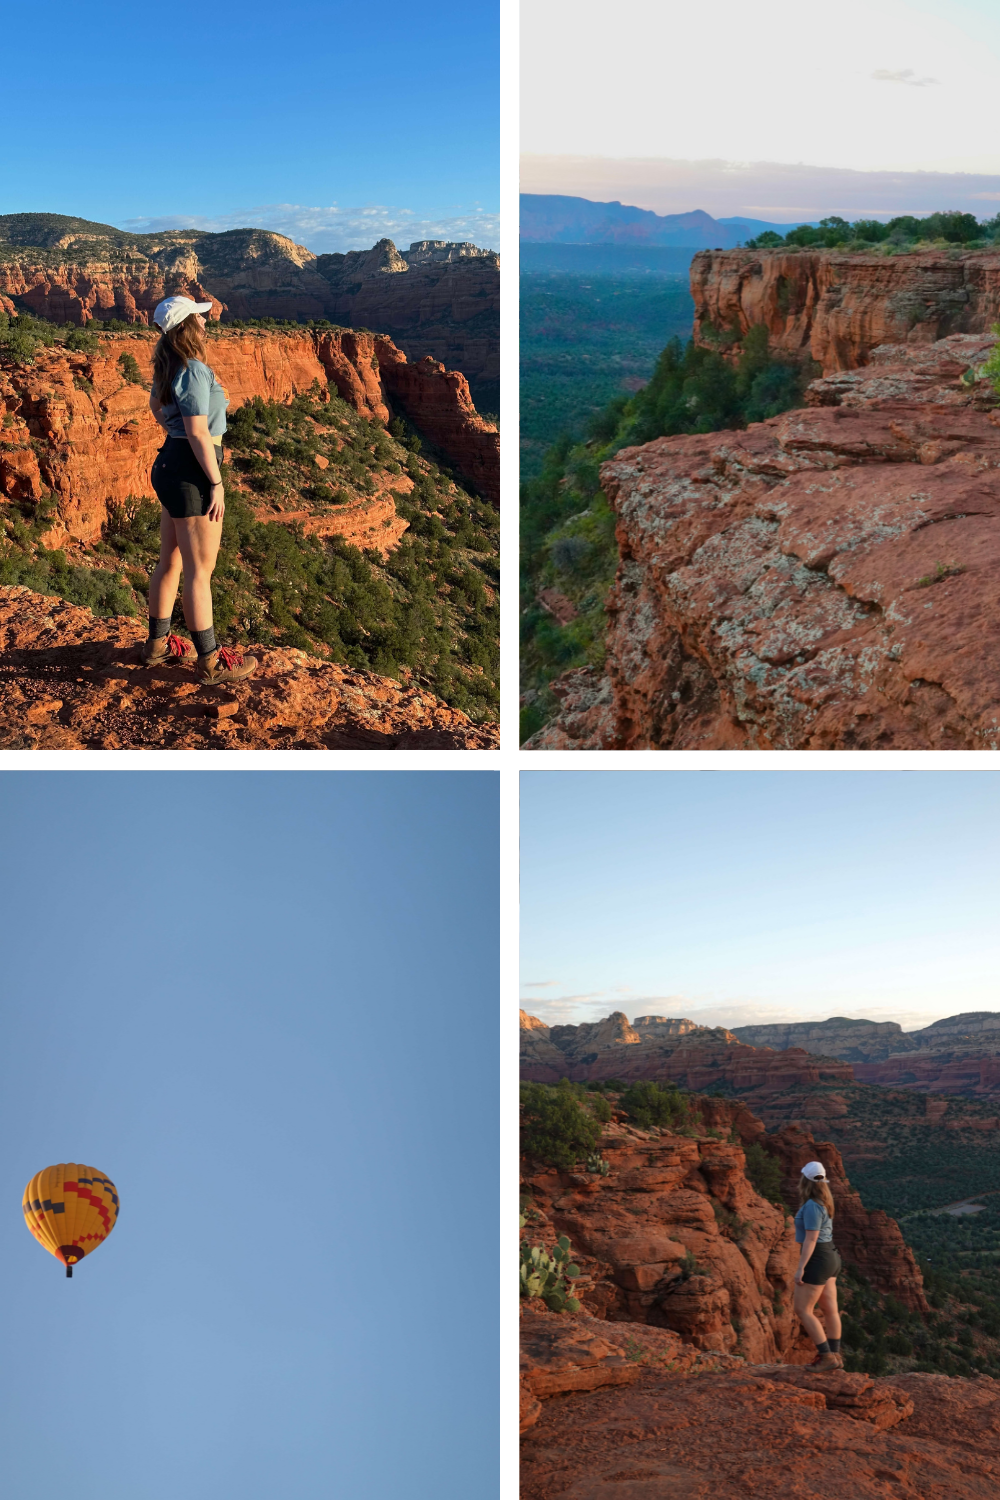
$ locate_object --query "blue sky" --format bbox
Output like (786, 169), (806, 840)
(0, 772), (497, 1500)
(520, 772), (1000, 1031)
(2, 1), (499, 251)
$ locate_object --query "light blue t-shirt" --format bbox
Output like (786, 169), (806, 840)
(794, 1199), (833, 1244)
(161, 358), (229, 440)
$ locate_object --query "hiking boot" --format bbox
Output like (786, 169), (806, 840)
(197, 645), (257, 685)
(813, 1351), (843, 1371)
(141, 632), (196, 666)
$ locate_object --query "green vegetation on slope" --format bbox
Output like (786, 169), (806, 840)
(0, 383), (498, 721)
(519, 272), (694, 479)
(520, 325), (815, 741)
(744, 209), (1000, 251)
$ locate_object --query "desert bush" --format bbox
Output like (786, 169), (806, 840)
(744, 1141), (786, 1206)
(520, 1079), (603, 1168)
(619, 1080), (689, 1130)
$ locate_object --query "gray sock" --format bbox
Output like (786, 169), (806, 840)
(815, 1340), (830, 1355)
(148, 617), (171, 640)
(191, 626), (217, 656)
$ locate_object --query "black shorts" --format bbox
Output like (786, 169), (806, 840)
(801, 1243), (842, 1285)
(150, 436), (223, 519)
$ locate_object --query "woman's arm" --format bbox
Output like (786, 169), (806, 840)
(795, 1228), (819, 1285)
(149, 394), (171, 430)
(182, 413), (225, 523)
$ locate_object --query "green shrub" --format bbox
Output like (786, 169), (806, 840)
(744, 1141), (786, 1206)
(117, 351), (144, 385)
(520, 1079), (602, 1168)
(619, 1080), (688, 1130)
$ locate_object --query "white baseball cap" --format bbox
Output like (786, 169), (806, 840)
(153, 295), (213, 332)
(801, 1161), (827, 1181)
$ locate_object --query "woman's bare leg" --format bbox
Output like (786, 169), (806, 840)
(815, 1278), (841, 1340)
(172, 515), (223, 634)
(148, 507), (183, 620)
(793, 1280), (828, 1344)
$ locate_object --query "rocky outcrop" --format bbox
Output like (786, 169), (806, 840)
(0, 585), (497, 749)
(526, 333), (1000, 750)
(522, 1117), (809, 1363)
(520, 1009), (853, 1092)
(521, 1364), (996, 1499)
(691, 245), (1000, 372)
(0, 328), (498, 547)
(374, 341), (499, 505)
(0, 216), (499, 410)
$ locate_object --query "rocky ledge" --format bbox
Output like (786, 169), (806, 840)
(521, 1355), (999, 1499)
(0, 586), (497, 749)
(526, 333), (1000, 749)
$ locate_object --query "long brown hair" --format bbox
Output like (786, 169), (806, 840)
(151, 314), (206, 405)
(798, 1173), (835, 1219)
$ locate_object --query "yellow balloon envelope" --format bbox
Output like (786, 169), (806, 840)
(22, 1164), (119, 1277)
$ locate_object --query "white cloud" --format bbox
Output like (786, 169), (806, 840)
(117, 203), (500, 255)
(871, 68), (939, 86)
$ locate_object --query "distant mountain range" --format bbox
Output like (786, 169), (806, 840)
(520, 194), (816, 249)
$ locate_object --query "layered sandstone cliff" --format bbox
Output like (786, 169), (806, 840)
(732, 1017), (921, 1063)
(526, 332), (1000, 750)
(520, 1008), (852, 1093)
(0, 327), (497, 550)
(691, 245), (1000, 372)
(0, 585), (497, 749)
(0, 216), (499, 409)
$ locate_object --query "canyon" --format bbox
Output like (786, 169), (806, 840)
(690, 245), (1000, 373)
(525, 331), (1000, 750)
(0, 327), (498, 541)
(0, 216), (499, 411)
(0, 584), (497, 749)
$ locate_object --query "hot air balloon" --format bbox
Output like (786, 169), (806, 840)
(22, 1164), (119, 1277)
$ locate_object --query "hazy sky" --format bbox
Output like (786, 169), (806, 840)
(0, 773), (497, 1500)
(520, 772), (1000, 1031)
(2, 1), (499, 252)
(521, 0), (1000, 219)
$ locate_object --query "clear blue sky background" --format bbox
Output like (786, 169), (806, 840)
(0, 772), (497, 1500)
(521, 772), (1000, 1031)
(1, 1), (499, 250)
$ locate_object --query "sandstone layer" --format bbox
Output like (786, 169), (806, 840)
(521, 1361), (999, 1499)
(0, 217), (499, 409)
(0, 586), (497, 750)
(691, 245), (1000, 372)
(0, 328), (498, 548)
(526, 333), (1000, 750)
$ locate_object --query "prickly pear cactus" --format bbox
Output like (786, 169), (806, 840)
(586, 1153), (610, 1176)
(519, 1219), (582, 1313)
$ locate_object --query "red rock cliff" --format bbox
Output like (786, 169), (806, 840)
(0, 328), (497, 547)
(526, 332), (1000, 751)
(691, 246), (1000, 372)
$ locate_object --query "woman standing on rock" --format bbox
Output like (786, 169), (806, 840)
(144, 295), (256, 684)
(793, 1161), (844, 1370)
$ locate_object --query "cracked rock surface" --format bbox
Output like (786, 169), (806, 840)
(526, 335), (1000, 750)
(0, 586), (498, 750)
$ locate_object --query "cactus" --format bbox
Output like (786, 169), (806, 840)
(519, 1220), (582, 1313)
(585, 1153), (610, 1176)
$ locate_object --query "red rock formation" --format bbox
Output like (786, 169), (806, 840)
(0, 219), (499, 406)
(374, 341), (499, 506)
(523, 1117), (813, 1364)
(691, 245), (1000, 372)
(0, 328), (498, 547)
(526, 333), (1000, 751)
(855, 1051), (1000, 1097)
(0, 586), (497, 749)
(522, 1363), (998, 1498)
(520, 1009), (852, 1093)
